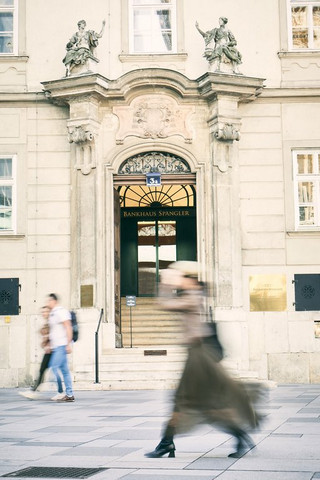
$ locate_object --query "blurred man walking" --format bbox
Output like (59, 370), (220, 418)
(47, 293), (75, 402)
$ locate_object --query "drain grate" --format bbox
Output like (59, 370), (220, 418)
(2, 467), (108, 478)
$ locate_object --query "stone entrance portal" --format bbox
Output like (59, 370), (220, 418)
(113, 151), (197, 347)
(41, 69), (264, 370)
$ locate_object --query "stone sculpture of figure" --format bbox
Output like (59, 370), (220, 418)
(63, 19), (106, 77)
(195, 17), (242, 74)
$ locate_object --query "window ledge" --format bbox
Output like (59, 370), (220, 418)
(0, 55), (29, 62)
(119, 52), (188, 63)
(286, 230), (320, 237)
(278, 50), (320, 59)
(0, 233), (25, 239)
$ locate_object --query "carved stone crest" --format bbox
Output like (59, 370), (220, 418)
(134, 102), (172, 139)
(113, 95), (194, 144)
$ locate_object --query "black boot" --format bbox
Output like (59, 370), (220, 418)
(241, 432), (255, 449)
(145, 437), (176, 458)
(228, 437), (247, 458)
(228, 431), (255, 458)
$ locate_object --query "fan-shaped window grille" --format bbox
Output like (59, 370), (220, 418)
(118, 184), (195, 207)
(118, 152), (191, 175)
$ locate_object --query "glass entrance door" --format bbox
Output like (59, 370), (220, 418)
(138, 220), (176, 296)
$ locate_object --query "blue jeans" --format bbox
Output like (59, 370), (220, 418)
(49, 346), (73, 397)
(33, 352), (63, 393)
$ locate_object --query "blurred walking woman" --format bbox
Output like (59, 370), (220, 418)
(145, 261), (261, 459)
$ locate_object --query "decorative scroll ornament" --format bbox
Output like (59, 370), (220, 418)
(67, 125), (93, 144)
(211, 122), (240, 172)
(214, 123), (240, 142)
(118, 152), (191, 175)
(67, 125), (96, 175)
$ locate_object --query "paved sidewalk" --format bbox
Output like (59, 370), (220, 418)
(0, 384), (320, 480)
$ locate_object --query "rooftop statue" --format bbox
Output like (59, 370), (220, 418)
(195, 17), (242, 74)
(63, 19), (105, 77)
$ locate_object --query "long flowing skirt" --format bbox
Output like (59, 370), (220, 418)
(167, 342), (264, 435)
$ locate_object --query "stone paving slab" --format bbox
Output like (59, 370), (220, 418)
(216, 472), (313, 480)
(0, 384), (320, 479)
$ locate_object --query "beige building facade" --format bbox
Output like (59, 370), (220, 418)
(1, 0), (320, 388)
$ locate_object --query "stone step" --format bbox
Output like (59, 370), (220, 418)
(121, 319), (181, 326)
(101, 346), (186, 361)
(76, 369), (182, 382)
(121, 327), (181, 335)
(121, 318), (180, 325)
(74, 379), (180, 391)
(121, 311), (180, 319)
(121, 333), (181, 341)
(72, 346), (264, 391)
(122, 340), (181, 348)
(74, 346), (186, 389)
(99, 361), (185, 372)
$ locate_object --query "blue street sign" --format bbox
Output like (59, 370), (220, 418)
(146, 172), (161, 186)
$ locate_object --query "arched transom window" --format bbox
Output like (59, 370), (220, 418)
(118, 184), (195, 207)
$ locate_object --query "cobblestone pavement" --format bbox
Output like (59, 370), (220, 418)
(0, 384), (320, 479)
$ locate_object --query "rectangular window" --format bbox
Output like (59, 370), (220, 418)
(0, 155), (16, 231)
(129, 0), (177, 54)
(293, 150), (320, 229)
(0, 0), (16, 54)
(288, 1), (320, 50)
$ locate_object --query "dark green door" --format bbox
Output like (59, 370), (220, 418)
(176, 216), (197, 261)
(120, 218), (138, 296)
(121, 212), (196, 297)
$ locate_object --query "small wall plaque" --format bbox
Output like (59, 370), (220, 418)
(81, 285), (93, 308)
(249, 274), (287, 312)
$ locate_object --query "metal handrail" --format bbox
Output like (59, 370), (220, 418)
(94, 308), (104, 384)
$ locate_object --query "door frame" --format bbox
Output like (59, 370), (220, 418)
(105, 150), (212, 341)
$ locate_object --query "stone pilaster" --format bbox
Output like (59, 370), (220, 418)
(209, 94), (242, 307)
(197, 73), (264, 310)
(67, 96), (101, 309)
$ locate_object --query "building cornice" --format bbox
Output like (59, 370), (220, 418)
(0, 55), (29, 63)
(0, 92), (48, 103)
(41, 69), (265, 106)
(278, 50), (320, 60)
(260, 87), (320, 100)
(196, 72), (265, 103)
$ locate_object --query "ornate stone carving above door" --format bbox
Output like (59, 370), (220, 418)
(113, 95), (194, 144)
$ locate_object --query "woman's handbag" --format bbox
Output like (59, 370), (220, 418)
(205, 307), (224, 362)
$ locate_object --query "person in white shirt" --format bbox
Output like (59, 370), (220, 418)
(47, 293), (75, 402)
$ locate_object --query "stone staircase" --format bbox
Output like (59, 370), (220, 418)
(72, 346), (267, 391)
(73, 297), (186, 390)
(120, 297), (183, 347)
(74, 346), (187, 390)
(72, 297), (266, 391)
